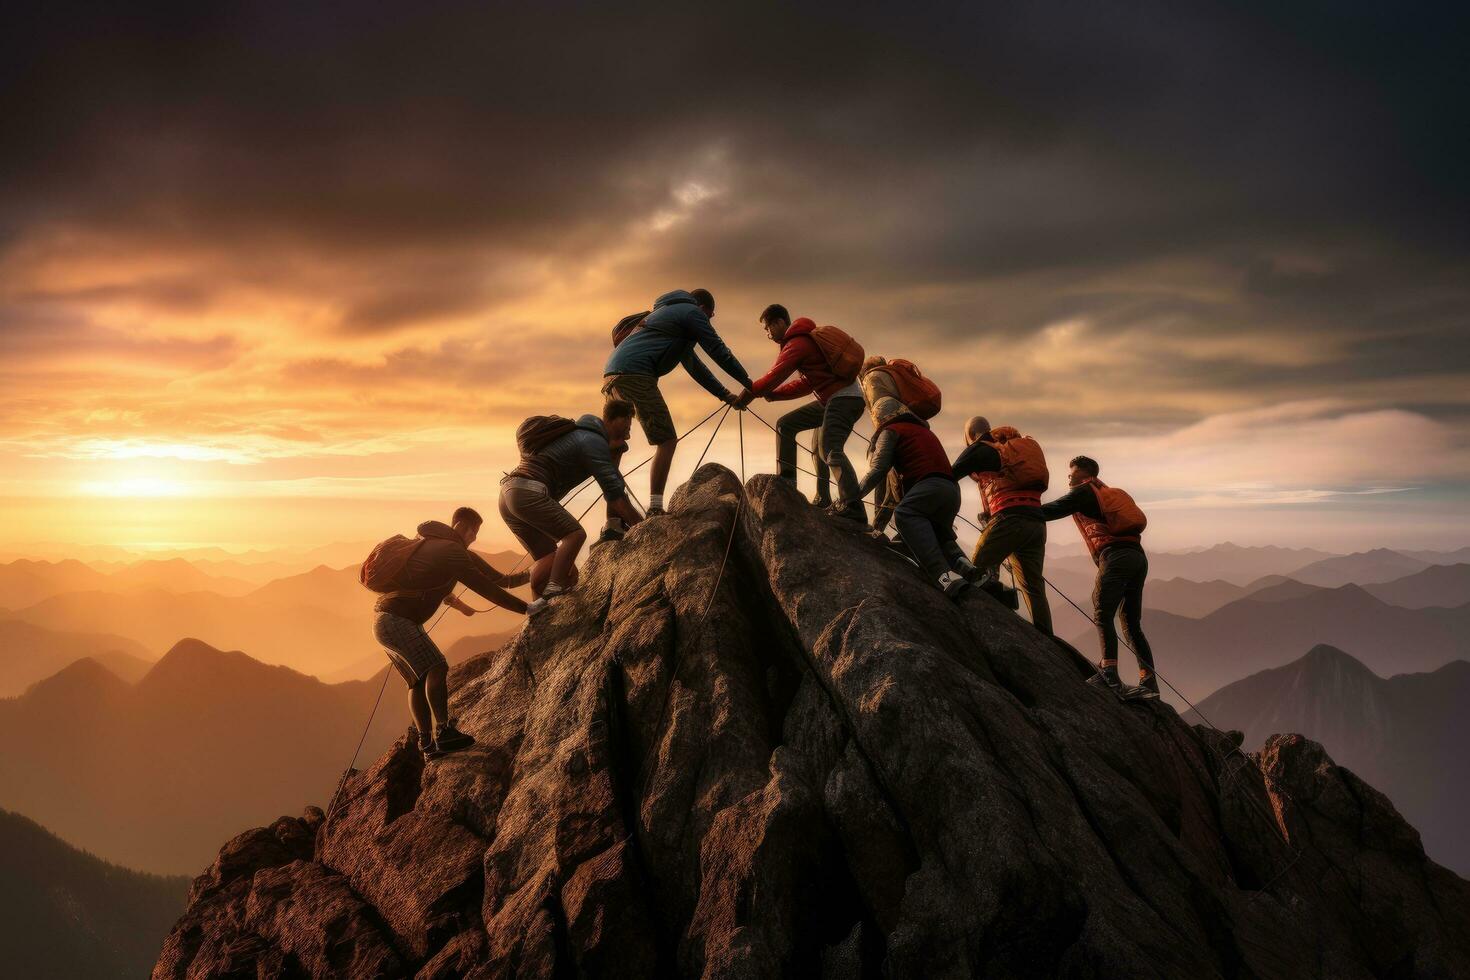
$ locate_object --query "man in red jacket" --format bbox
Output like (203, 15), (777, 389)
(735, 304), (866, 521)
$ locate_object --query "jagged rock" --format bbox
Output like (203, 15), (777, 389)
(155, 467), (1470, 979)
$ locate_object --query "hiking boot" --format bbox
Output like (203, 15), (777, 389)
(1087, 671), (1124, 694)
(809, 494), (832, 508)
(939, 570), (971, 600)
(416, 731), (442, 760)
(645, 506), (666, 518)
(434, 722), (475, 753)
(526, 582), (571, 617)
(827, 502), (867, 525)
(1126, 673), (1161, 700)
(1120, 684), (1159, 702)
(596, 519), (626, 544)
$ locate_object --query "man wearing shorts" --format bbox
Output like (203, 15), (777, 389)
(500, 399), (642, 615)
(603, 288), (751, 514)
(373, 507), (529, 759)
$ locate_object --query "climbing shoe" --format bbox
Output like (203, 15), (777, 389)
(526, 582), (571, 617)
(1087, 671), (1124, 694)
(596, 519), (626, 544)
(434, 722), (475, 753)
(940, 570), (971, 600)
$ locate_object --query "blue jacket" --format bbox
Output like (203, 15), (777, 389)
(603, 290), (751, 400)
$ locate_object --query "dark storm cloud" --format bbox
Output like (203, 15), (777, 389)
(2, 0), (1466, 378)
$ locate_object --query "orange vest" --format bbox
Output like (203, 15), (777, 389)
(976, 427), (1048, 515)
(1072, 479), (1142, 562)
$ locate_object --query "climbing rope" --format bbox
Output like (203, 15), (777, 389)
(324, 402), (737, 826)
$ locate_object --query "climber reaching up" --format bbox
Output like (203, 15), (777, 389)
(361, 507), (530, 760)
(734, 305), (867, 522)
(500, 399), (643, 616)
(1041, 455), (1158, 699)
(603, 289), (752, 516)
(952, 418), (1055, 635)
(838, 397), (980, 599)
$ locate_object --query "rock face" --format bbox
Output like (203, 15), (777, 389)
(155, 467), (1470, 979)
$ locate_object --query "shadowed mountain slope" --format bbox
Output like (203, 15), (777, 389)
(156, 468), (1470, 979)
(1188, 646), (1470, 875)
(0, 807), (188, 979)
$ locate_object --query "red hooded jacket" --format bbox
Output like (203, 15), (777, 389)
(747, 318), (852, 404)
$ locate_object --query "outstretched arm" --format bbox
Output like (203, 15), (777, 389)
(846, 428), (899, 503)
(681, 348), (735, 402)
(1040, 484), (1098, 522)
(951, 440), (1001, 481)
(689, 312), (752, 388)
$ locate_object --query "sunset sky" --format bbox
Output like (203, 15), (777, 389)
(3, 2), (1467, 557)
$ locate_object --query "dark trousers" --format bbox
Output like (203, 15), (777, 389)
(1093, 546), (1155, 679)
(776, 397), (863, 507)
(893, 476), (967, 578)
(972, 513), (1053, 635)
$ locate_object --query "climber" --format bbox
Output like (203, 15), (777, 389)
(603, 289), (752, 516)
(371, 507), (530, 760)
(1041, 455), (1158, 699)
(500, 399), (643, 615)
(952, 417), (1055, 635)
(839, 397), (979, 599)
(734, 305), (867, 522)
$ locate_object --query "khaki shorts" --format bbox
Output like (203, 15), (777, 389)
(499, 479), (583, 560)
(602, 373), (676, 445)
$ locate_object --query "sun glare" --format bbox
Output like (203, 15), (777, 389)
(80, 475), (188, 497)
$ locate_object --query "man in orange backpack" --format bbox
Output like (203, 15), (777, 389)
(952, 417), (1055, 635)
(371, 507), (531, 759)
(1041, 456), (1158, 699)
(735, 304), (867, 522)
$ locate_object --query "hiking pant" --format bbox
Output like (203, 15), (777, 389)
(499, 478), (580, 561)
(776, 397), (863, 506)
(894, 476), (967, 579)
(872, 470), (903, 533)
(1094, 546), (1155, 679)
(971, 512), (1053, 635)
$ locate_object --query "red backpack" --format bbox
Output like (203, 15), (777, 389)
(809, 325), (865, 384)
(360, 535), (428, 593)
(875, 359), (942, 419)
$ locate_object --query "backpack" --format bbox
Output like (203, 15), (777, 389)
(515, 416), (581, 458)
(808, 325), (865, 384)
(1095, 482), (1148, 535)
(611, 311), (651, 348)
(360, 535), (429, 593)
(875, 359), (942, 419)
(994, 434), (1049, 491)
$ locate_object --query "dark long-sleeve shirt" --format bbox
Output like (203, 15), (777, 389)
(951, 440), (1001, 481)
(376, 522), (529, 623)
(1041, 484), (1144, 555)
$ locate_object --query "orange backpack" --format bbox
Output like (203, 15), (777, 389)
(873, 359), (942, 419)
(1094, 482), (1147, 535)
(993, 431), (1049, 491)
(360, 535), (429, 593)
(809, 325), (865, 384)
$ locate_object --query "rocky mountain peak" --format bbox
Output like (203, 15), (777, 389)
(154, 466), (1470, 978)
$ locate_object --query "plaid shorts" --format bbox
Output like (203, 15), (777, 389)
(372, 611), (448, 687)
(602, 373), (676, 445)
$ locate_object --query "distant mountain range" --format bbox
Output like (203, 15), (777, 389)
(0, 620), (153, 697)
(1073, 585), (1470, 702)
(0, 641), (414, 874)
(0, 807), (187, 978)
(1187, 646), (1470, 875)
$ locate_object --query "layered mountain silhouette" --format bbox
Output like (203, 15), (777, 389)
(1188, 645), (1470, 876)
(1287, 547), (1436, 587)
(1070, 584), (1470, 701)
(1363, 561), (1470, 608)
(0, 807), (187, 979)
(156, 468), (1470, 978)
(0, 639), (516, 874)
(0, 619), (152, 697)
(1049, 541), (1336, 587)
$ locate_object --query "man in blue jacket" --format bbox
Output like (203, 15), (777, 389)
(603, 288), (751, 514)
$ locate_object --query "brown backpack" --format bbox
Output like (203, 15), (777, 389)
(1095, 482), (1148, 535)
(360, 535), (429, 593)
(809, 325), (865, 384)
(515, 416), (581, 458)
